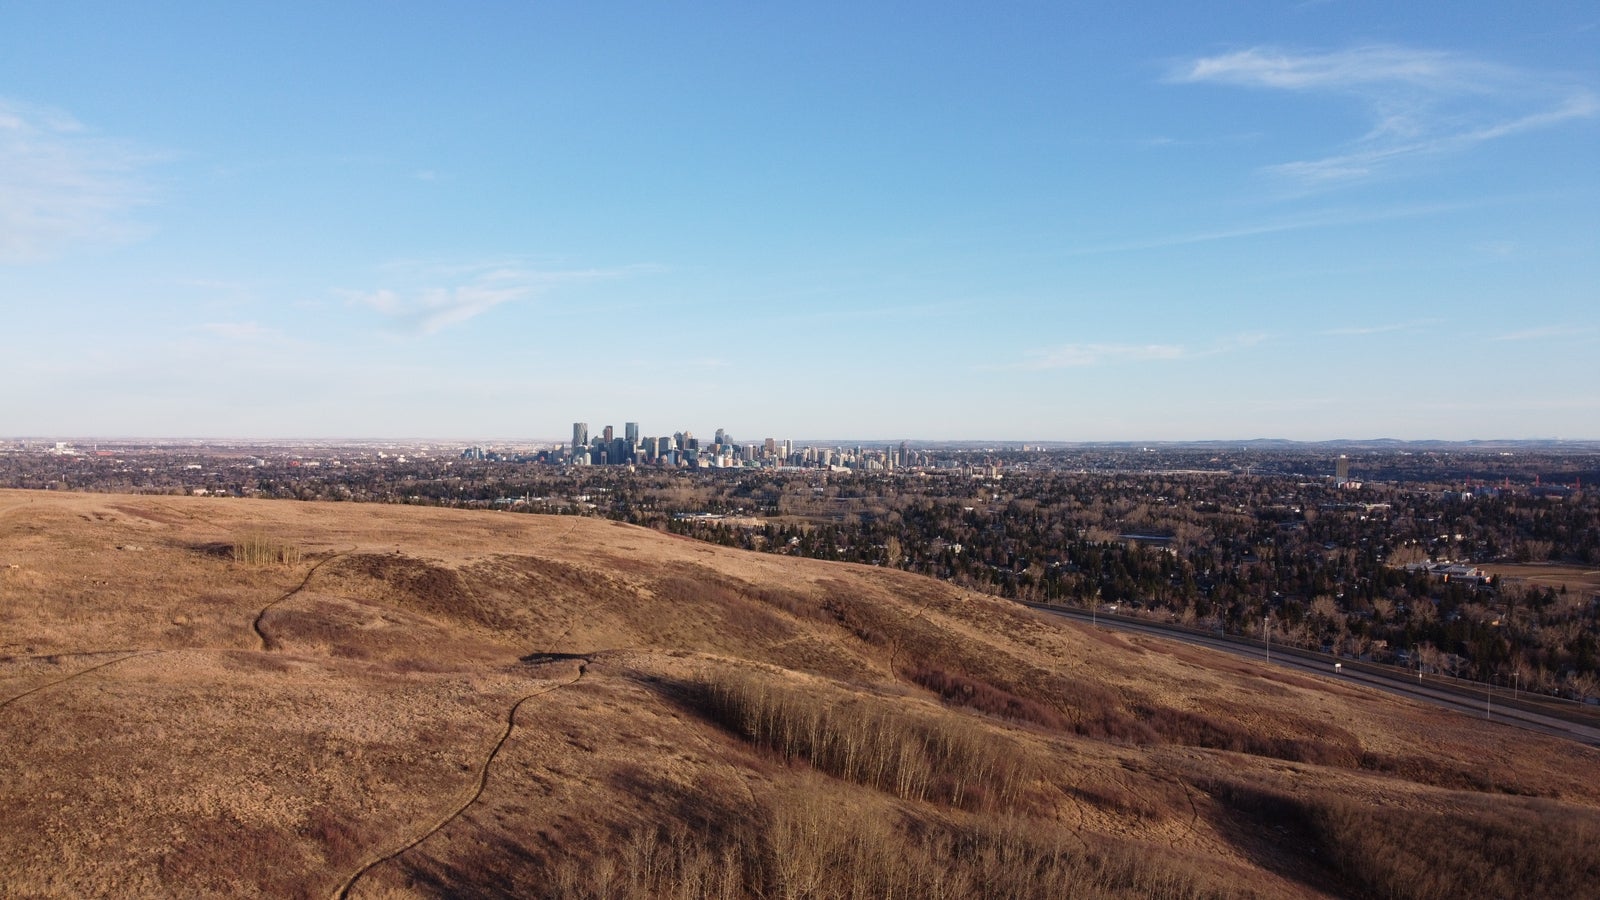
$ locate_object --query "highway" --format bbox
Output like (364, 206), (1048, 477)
(1024, 602), (1600, 749)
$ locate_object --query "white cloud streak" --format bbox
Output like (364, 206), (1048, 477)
(1322, 319), (1439, 336)
(194, 321), (284, 342)
(344, 261), (644, 336)
(0, 98), (156, 262)
(1020, 343), (1186, 369)
(1174, 45), (1598, 186)
(1492, 325), (1594, 342)
(1063, 197), (1498, 256)
(1006, 333), (1266, 371)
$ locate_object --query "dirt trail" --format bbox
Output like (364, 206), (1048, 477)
(252, 551), (350, 650)
(332, 662), (587, 900)
(0, 651), (158, 711)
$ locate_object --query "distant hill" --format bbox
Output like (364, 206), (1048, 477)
(3, 489), (1598, 899)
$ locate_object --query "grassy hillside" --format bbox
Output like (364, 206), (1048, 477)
(2, 489), (1598, 899)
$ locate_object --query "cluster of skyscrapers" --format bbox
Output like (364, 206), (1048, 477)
(567, 421), (924, 471)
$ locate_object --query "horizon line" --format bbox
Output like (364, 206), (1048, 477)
(6, 435), (1598, 447)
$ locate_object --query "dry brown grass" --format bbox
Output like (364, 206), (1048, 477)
(1478, 563), (1600, 598)
(545, 781), (1256, 900)
(694, 668), (1037, 812)
(3, 488), (1599, 899)
(1203, 776), (1600, 900)
(231, 530), (302, 566)
(901, 663), (1070, 731)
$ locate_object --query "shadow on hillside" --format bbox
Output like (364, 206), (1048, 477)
(189, 541), (234, 559)
(397, 833), (547, 900)
(519, 652), (591, 664)
(1197, 779), (1348, 898)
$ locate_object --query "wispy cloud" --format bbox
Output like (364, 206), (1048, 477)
(1322, 319), (1439, 336)
(770, 299), (967, 328)
(1473, 241), (1518, 259)
(1018, 343), (1185, 369)
(1002, 333), (1265, 371)
(1064, 197), (1493, 255)
(1493, 325), (1594, 341)
(194, 321), (283, 342)
(344, 260), (647, 336)
(0, 98), (157, 262)
(1173, 45), (1597, 186)
(1137, 131), (1263, 150)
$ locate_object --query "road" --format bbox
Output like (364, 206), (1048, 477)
(1024, 602), (1600, 749)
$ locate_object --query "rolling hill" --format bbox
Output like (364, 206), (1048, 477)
(2, 489), (1598, 899)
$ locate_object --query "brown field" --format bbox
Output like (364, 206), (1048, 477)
(3, 489), (1599, 899)
(1478, 563), (1600, 599)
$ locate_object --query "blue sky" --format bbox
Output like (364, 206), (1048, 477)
(2, 2), (1595, 442)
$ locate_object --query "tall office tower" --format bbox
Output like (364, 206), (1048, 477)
(764, 437), (776, 455)
(714, 427), (727, 446)
(572, 423), (588, 451)
(603, 425), (614, 443)
(625, 422), (640, 447)
(1336, 455), (1350, 486)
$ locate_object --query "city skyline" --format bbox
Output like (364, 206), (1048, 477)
(560, 419), (928, 469)
(2, 4), (1596, 441)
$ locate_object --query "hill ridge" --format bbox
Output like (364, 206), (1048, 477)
(3, 489), (1599, 898)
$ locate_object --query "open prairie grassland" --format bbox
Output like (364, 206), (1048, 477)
(2, 489), (1598, 898)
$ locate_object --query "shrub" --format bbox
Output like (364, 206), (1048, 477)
(546, 790), (1251, 900)
(1204, 778), (1600, 900)
(902, 664), (1068, 731)
(750, 585), (827, 622)
(231, 532), (301, 566)
(694, 670), (1036, 812)
(1140, 706), (1359, 767)
(1305, 791), (1600, 900)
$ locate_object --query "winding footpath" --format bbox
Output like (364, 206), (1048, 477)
(0, 650), (159, 711)
(253, 551), (350, 650)
(2, 548), (346, 710)
(331, 662), (587, 900)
